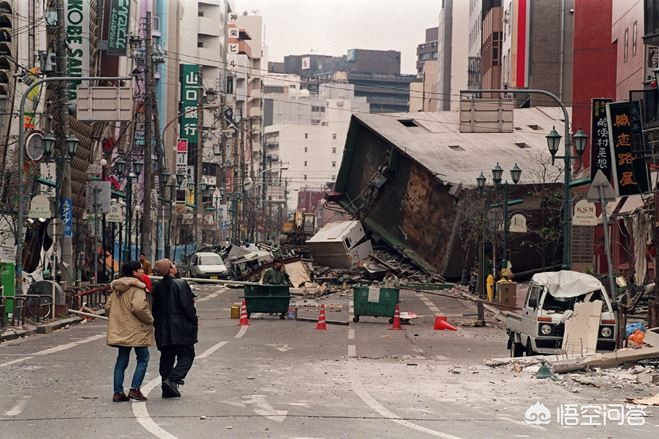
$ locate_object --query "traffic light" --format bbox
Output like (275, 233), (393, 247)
(0, 1), (12, 100)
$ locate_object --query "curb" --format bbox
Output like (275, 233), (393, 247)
(1, 315), (84, 342)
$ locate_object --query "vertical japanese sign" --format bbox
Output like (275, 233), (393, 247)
(107, 0), (130, 56)
(66, 0), (90, 101)
(175, 139), (188, 203)
(62, 198), (73, 238)
(606, 101), (651, 196)
(590, 98), (613, 182)
(179, 64), (200, 143)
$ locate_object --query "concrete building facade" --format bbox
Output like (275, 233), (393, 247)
(416, 27), (439, 76)
(438, 0), (469, 111)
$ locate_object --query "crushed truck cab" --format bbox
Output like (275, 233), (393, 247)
(506, 270), (617, 356)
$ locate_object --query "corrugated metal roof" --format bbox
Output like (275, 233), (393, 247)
(353, 107), (570, 186)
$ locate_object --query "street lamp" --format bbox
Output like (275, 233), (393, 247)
(42, 132), (56, 158)
(546, 125), (588, 269)
(65, 134), (79, 159)
(491, 163), (522, 271)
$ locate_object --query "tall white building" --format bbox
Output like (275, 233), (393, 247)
(437, 0), (469, 111)
(263, 82), (369, 209)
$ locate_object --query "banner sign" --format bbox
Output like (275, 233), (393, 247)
(61, 198), (73, 238)
(66, 0), (90, 101)
(179, 64), (200, 143)
(590, 98), (613, 182)
(107, 0), (130, 55)
(605, 101), (651, 196)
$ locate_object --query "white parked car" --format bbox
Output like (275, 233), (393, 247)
(188, 252), (229, 279)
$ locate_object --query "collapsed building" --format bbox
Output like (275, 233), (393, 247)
(330, 105), (569, 280)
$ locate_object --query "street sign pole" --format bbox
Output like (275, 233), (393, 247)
(587, 170), (617, 299)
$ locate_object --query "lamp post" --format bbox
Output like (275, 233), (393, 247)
(491, 163), (522, 270)
(16, 75), (130, 297)
(546, 126), (588, 269)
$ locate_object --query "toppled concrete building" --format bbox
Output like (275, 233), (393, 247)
(331, 106), (566, 279)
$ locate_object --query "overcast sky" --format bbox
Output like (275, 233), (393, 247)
(234, 0), (440, 74)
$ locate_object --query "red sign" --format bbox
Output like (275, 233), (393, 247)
(177, 139), (188, 152)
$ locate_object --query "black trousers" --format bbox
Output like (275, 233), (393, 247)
(159, 345), (195, 382)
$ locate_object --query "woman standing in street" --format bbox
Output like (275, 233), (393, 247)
(106, 260), (154, 402)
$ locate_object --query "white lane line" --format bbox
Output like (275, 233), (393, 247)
(415, 292), (441, 314)
(0, 333), (105, 367)
(133, 325), (247, 438)
(348, 345), (356, 358)
(236, 325), (248, 338)
(5, 396), (31, 416)
(196, 288), (228, 303)
(351, 379), (462, 439)
(33, 334), (106, 356)
(196, 341), (228, 360)
(496, 415), (546, 431)
(0, 357), (33, 368)
(348, 328), (355, 340)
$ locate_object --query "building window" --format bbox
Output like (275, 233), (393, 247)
(304, 146), (308, 153)
(331, 175), (336, 181)
(197, 40), (204, 48)
(632, 21), (638, 56)
(304, 175), (307, 181)
(332, 147), (336, 154)
(304, 133), (308, 139)
(198, 10), (204, 17)
(332, 133), (337, 140)
(331, 161), (336, 167)
(624, 28), (629, 62)
(304, 161), (307, 166)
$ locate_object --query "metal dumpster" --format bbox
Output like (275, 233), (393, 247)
(353, 285), (400, 323)
(244, 285), (291, 319)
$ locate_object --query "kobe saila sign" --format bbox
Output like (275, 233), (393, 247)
(66, 0), (90, 101)
(107, 0), (130, 56)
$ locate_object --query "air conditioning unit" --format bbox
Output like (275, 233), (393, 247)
(39, 51), (57, 73)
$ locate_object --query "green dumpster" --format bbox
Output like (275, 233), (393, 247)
(244, 285), (291, 319)
(353, 285), (400, 323)
(1, 262), (14, 319)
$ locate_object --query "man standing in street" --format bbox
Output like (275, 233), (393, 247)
(140, 253), (153, 275)
(262, 258), (290, 285)
(152, 259), (198, 398)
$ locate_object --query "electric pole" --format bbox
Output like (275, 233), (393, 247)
(57, 0), (73, 286)
(141, 11), (153, 260)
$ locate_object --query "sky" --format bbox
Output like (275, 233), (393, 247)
(234, 0), (440, 74)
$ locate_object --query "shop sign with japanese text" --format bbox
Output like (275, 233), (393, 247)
(107, 0), (130, 55)
(605, 101), (650, 196)
(590, 98), (613, 182)
(179, 64), (200, 144)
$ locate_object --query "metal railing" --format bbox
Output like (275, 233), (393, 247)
(1, 295), (53, 327)
(69, 285), (111, 310)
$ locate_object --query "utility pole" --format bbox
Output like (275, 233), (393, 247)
(194, 71), (203, 248)
(232, 119), (241, 243)
(141, 11), (153, 260)
(56, 0), (73, 286)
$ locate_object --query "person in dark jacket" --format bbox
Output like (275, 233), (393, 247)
(152, 258), (198, 398)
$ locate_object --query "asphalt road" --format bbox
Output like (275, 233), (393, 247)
(0, 284), (656, 438)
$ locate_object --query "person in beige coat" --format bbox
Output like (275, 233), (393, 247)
(106, 260), (154, 402)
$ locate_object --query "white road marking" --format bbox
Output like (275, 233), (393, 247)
(33, 334), (106, 356)
(5, 396), (31, 416)
(348, 328), (355, 340)
(196, 341), (228, 360)
(348, 344), (356, 358)
(266, 343), (293, 352)
(0, 357), (33, 368)
(350, 378), (462, 439)
(236, 325), (248, 338)
(415, 292), (441, 314)
(496, 415), (546, 431)
(243, 394), (288, 423)
(196, 288), (228, 303)
(0, 333), (105, 368)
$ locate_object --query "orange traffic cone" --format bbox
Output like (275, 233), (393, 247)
(389, 304), (404, 330)
(238, 299), (249, 326)
(433, 315), (457, 331)
(315, 304), (328, 330)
